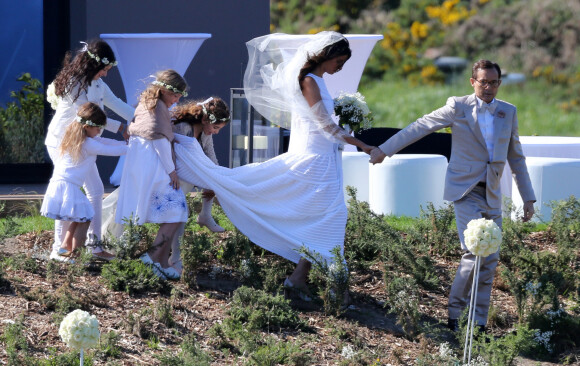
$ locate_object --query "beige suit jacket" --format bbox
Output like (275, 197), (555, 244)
(378, 94), (535, 209)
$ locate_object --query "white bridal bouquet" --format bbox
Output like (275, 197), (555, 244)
(46, 82), (60, 110)
(463, 218), (502, 257)
(333, 91), (373, 133)
(59, 309), (100, 350)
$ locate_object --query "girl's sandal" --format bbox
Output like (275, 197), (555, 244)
(57, 248), (73, 257)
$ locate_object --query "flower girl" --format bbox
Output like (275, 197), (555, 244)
(46, 39), (134, 260)
(41, 102), (128, 259)
(115, 70), (189, 280)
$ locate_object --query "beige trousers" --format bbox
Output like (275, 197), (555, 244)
(449, 185), (502, 325)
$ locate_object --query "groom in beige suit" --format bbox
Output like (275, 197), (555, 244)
(370, 60), (536, 330)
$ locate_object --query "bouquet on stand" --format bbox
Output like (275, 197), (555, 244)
(333, 91), (373, 134)
(59, 309), (100, 364)
(462, 218), (502, 364)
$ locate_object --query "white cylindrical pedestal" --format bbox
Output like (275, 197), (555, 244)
(512, 157), (580, 222)
(369, 154), (448, 217)
(341, 151), (369, 203)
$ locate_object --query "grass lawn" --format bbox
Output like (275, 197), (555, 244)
(360, 75), (579, 137)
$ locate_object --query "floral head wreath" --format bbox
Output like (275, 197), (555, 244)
(75, 115), (103, 128)
(151, 79), (188, 97)
(80, 42), (118, 67)
(197, 97), (230, 124)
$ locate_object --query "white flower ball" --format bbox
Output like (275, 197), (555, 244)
(59, 309), (100, 350)
(463, 218), (502, 257)
(46, 82), (61, 110)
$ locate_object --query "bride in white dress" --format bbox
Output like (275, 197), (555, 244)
(174, 31), (374, 295)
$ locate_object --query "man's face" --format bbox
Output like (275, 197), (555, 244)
(470, 68), (501, 104)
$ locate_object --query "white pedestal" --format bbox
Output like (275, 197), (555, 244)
(101, 33), (212, 185)
(512, 157), (580, 222)
(500, 136), (580, 199)
(341, 152), (369, 203)
(369, 154), (448, 217)
(100, 33), (212, 105)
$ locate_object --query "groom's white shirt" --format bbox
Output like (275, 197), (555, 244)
(378, 93), (535, 208)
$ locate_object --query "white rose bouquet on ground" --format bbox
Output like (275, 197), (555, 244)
(463, 218), (502, 257)
(46, 82), (60, 110)
(333, 91), (373, 133)
(59, 309), (100, 350)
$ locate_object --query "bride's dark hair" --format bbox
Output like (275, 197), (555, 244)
(298, 37), (351, 88)
(53, 40), (116, 102)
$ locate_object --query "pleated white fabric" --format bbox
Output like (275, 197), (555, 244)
(174, 75), (347, 264)
(41, 180), (94, 222)
(115, 136), (188, 225)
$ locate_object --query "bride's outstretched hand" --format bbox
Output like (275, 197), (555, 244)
(369, 147), (387, 164)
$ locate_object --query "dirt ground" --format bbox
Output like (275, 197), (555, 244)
(0, 230), (575, 365)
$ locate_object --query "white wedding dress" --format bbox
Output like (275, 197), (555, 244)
(174, 74), (347, 264)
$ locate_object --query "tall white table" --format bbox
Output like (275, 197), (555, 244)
(101, 33), (212, 185)
(100, 33), (211, 105)
(501, 136), (580, 200)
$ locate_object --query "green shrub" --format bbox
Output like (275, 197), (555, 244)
(155, 333), (212, 365)
(101, 259), (166, 295)
(344, 186), (403, 267)
(407, 202), (459, 258)
(153, 298), (174, 327)
(2, 254), (39, 274)
(40, 348), (94, 366)
(103, 215), (151, 260)
(227, 286), (304, 331)
(218, 229), (259, 268)
(0, 73), (45, 164)
(470, 324), (537, 366)
(384, 276), (421, 339)
(301, 246), (350, 316)
(94, 331), (122, 360)
(181, 231), (212, 288)
(526, 307), (580, 359)
(0, 315), (32, 365)
(246, 336), (312, 366)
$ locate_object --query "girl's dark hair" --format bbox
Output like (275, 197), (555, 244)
(298, 37), (352, 87)
(172, 97), (230, 127)
(53, 40), (116, 102)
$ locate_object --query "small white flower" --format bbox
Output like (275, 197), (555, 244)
(341, 344), (356, 359)
(59, 309), (100, 350)
(439, 342), (456, 359)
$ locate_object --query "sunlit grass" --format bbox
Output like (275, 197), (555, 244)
(360, 75), (579, 137)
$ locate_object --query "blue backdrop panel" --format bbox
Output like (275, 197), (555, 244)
(0, 0), (44, 105)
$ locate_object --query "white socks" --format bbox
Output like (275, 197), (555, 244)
(197, 197), (225, 232)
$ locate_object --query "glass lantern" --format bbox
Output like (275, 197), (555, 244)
(229, 88), (289, 168)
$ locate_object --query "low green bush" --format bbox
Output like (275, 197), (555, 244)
(101, 259), (166, 295)
(156, 333), (212, 365)
(227, 286), (304, 331)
